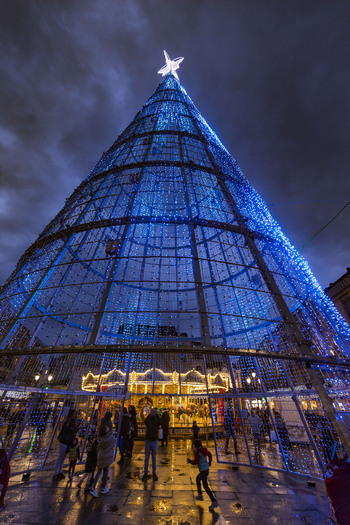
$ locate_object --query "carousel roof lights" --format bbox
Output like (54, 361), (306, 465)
(81, 367), (229, 391)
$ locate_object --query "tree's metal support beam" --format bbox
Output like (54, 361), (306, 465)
(0, 343), (349, 368)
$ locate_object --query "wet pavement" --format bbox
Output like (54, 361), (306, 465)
(2, 438), (333, 524)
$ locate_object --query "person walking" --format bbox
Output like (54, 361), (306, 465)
(68, 437), (81, 480)
(274, 413), (292, 454)
(53, 408), (78, 480)
(261, 408), (271, 443)
(316, 416), (336, 463)
(90, 425), (116, 497)
(0, 447), (10, 512)
(117, 407), (131, 465)
(187, 439), (219, 511)
(5, 407), (26, 446)
(160, 408), (170, 447)
(224, 407), (240, 457)
(192, 421), (199, 441)
(248, 409), (263, 454)
(126, 405), (138, 457)
(142, 407), (161, 482)
(77, 439), (98, 490)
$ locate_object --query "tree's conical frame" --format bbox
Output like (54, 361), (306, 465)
(0, 73), (349, 477)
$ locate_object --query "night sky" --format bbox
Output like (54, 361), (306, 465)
(1, 1), (350, 289)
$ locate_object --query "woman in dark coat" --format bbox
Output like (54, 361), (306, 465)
(53, 408), (78, 480)
(160, 408), (170, 447)
(126, 405), (138, 457)
(117, 407), (131, 464)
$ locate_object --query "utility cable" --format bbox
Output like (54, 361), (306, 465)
(268, 198), (345, 207)
(299, 201), (350, 251)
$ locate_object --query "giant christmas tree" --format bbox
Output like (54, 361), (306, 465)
(0, 52), (349, 476)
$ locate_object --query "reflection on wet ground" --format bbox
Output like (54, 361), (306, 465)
(3, 438), (332, 524)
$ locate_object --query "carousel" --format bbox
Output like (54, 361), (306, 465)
(81, 366), (231, 431)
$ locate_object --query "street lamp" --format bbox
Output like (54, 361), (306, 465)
(47, 375), (53, 382)
(35, 374), (40, 382)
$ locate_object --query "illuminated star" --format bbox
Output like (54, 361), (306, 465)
(157, 50), (184, 80)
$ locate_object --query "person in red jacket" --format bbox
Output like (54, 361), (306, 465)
(187, 439), (219, 511)
(0, 449), (10, 512)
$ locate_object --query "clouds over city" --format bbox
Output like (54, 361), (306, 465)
(0, 0), (350, 287)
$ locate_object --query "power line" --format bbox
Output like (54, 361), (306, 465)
(299, 201), (350, 251)
(268, 198), (346, 207)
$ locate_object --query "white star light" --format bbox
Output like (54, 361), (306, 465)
(157, 50), (184, 80)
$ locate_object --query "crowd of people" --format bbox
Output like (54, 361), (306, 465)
(50, 405), (176, 497)
(49, 401), (338, 495)
(221, 406), (293, 457)
(48, 404), (221, 511)
(245, 407), (294, 455)
(0, 398), (339, 512)
(221, 405), (338, 464)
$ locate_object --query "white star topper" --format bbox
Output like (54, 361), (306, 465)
(158, 50), (184, 80)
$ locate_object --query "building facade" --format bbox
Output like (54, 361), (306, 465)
(326, 268), (350, 325)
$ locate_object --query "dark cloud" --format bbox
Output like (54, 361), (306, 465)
(0, 0), (350, 287)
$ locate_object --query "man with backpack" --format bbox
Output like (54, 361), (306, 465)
(187, 439), (219, 511)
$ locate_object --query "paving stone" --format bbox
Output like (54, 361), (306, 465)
(1, 440), (332, 525)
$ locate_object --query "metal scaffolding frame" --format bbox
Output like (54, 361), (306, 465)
(0, 73), (349, 477)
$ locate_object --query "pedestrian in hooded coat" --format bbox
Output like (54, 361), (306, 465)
(90, 425), (116, 497)
(100, 411), (113, 432)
